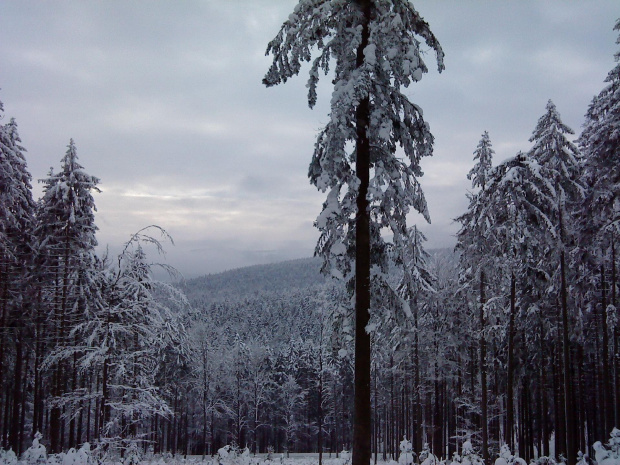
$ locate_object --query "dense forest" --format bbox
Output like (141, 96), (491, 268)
(1, 12), (620, 465)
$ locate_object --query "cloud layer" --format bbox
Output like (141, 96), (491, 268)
(1, 0), (617, 277)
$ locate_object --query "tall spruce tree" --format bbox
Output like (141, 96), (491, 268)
(0, 111), (36, 454)
(36, 139), (100, 452)
(456, 131), (495, 461)
(529, 101), (583, 465)
(580, 19), (620, 430)
(263, 2), (443, 462)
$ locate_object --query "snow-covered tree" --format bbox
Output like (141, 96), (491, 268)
(50, 227), (189, 455)
(35, 139), (100, 452)
(264, 3), (443, 462)
(278, 373), (306, 456)
(529, 100), (583, 465)
(456, 131), (497, 460)
(468, 131), (495, 191)
(579, 18), (620, 430)
(0, 111), (36, 454)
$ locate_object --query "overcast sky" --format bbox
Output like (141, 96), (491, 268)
(1, 1), (618, 278)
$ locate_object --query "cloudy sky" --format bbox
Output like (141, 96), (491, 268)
(0, 1), (618, 278)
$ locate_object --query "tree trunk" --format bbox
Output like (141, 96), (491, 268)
(414, 296), (422, 455)
(600, 263), (612, 436)
(560, 249), (576, 465)
(352, 1), (372, 465)
(18, 347), (29, 456)
(506, 273), (516, 451)
(611, 235), (619, 428)
(9, 330), (23, 452)
(540, 312), (549, 457)
(318, 350), (323, 465)
(480, 271), (489, 462)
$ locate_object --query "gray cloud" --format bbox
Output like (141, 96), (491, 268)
(1, 0), (617, 277)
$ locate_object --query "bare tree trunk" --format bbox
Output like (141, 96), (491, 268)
(600, 263), (612, 436)
(506, 273), (516, 451)
(611, 235), (619, 428)
(414, 296), (422, 455)
(560, 249), (576, 465)
(18, 347), (29, 456)
(318, 349), (324, 465)
(9, 330), (23, 452)
(480, 271), (489, 462)
(352, 1), (372, 465)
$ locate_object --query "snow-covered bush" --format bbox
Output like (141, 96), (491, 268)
(399, 437), (415, 465)
(609, 428), (620, 458)
(0, 449), (17, 465)
(420, 443), (438, 465)
(21, 432), (47, 465)
(593, 429), (620, 465)
(452, 440), (483, 465)
(533, 455), (558, 465)
(494, 444), (527, 465)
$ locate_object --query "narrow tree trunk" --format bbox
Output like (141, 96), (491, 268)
(18, 347), (29, 456)
(600, 263), (612, 437)
(374, 363), (378, 465)
(414, 296), (422, 455)
(611, 235), (620, 428)
(540, 313), (549, 457)
(0, 263), (10, 442)
(480, 271), (489, 462)
(506, 273), (516, 451)
(352, 1), (372, 464)
(560, 249), (576, 465)
(390, 356), (395, 459)
(9, 331), (23, 452)
(318, 349), (324, 465)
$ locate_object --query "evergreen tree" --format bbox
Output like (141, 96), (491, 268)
(0, 111), (36, 454)
(263, 3), (443, 461)
(468, 131), (494, 191)
(36, 139), (100, 452)
(580, 19), (620, 430)
(457, 131), (496, 461)
(529, 101), (583, 465)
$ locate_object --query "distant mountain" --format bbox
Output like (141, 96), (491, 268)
(180, 249), (453, 303)
(180, 256), (326, 304)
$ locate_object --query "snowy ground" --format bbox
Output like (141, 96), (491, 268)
(0, 453), (398, 465)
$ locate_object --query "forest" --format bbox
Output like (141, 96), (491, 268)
(1, 2), (620, 465)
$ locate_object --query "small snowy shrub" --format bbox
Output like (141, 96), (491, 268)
(593, 430), (620, 465)
(0, 449), (17, 465)
(610, 428), (620, 459)
(533, 456), (558, 465)
(453, 440), (483, 465)
(399, 437), (415, 465)
(495, 444), (527, 465)
(122, 442), (143, 465)
(420, 443), (438, 465)
(21, 432), (47, 465)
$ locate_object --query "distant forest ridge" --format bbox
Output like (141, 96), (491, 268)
(180, 249), (453, 302)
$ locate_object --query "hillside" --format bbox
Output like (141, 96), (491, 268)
(180, 256), (326, 304)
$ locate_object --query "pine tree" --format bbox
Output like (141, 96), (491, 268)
(36, 139), (100, 452)
(264, 3), (443, 462)
(468, 131), (494, 191)
(0, 111), (36, 454)
(580, 19), (620, 430)
(529, 101), (583, 465)
(56, 227), (189, 454)
(457, 131), (496, 461)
